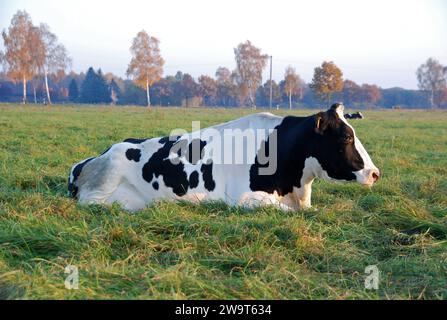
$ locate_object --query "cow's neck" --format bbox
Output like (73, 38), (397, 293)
(284, 118), (321, 208)
(280, 115), (318, 184)
(249, 115), (318, 200)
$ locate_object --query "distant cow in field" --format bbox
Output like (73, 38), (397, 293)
(68, 103), (380, 211)
(344, 112), (364, 120)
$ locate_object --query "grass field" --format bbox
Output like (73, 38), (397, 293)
(0, 104), (446, 300)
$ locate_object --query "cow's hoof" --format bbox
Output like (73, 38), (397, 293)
(301, 206), (317, 212)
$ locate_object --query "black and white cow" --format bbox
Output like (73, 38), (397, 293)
(68, 103), (380, 211)
(344, 112), (364, 120)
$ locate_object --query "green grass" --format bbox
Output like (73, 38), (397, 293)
(0, 104), (446, 299)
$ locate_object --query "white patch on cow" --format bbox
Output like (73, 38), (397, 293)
(282, 156), (336, 210)
(335, 104), (380, 186)
(106, 180), (146, 211)
(303, 156), (345, 183)
(296, 157), (319, 208)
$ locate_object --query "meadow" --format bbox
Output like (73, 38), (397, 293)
(0, 104), (446, 300)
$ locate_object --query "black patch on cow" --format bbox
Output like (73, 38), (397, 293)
(159, 136), (180, 145)
(152, 181), (159, 190)
(250, 104), (365, 196)
(189, 171), (199, 189)
(174, 139), (189, 158)
(68, 157), (95, 198)
(125, 148), (141, 162)
(201, 161), (216, 192)
(177, 139), (207, 164)
(124, 138), (148, 144)
(187, 139), (207, 164)
(142, 136), (190, 196)
(249, 117), (308, 196)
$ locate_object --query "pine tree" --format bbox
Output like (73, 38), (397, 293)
(97, 69), (111, 104)
(80, 67), (111, 104)
(80, 67), (96, 103)
(68, 78), (79, 102)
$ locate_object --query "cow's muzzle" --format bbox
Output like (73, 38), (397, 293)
(354, 168), (381, 186)
(372, 170), (380, 183)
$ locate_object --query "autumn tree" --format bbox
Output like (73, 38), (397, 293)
(234, 41), (268, 108)
(30, 76), (40, 103)
(127, 30), (164, 107)
(109, 79), (121, 105)
(1, 11), (41, 104)
(283, 66), (303, 109)
(342, 79), (361, 106)
(237, 83), (250, 106)
(439, 86), (447, 107)
(215, 67), (236, 106)
(180, 73), (200, 107)
(37, 23), (71, 105)
(101, 72), (122, 105)
(216, 67), (231, 83)
(416, 57), (446, 108)
(310, 61), (344, 106)
(151, 78), (173, 106)
(229, 70), (249, 106)
(257, 80), (281, 107)
(198, 75), (217, 106)
(361, 84), (381, 107)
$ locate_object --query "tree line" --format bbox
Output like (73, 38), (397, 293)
(1, 10), (446, 109)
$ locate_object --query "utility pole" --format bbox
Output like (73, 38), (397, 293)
(269, 55), (273, 110)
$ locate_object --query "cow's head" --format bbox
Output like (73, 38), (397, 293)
(312, 103), (380, 186)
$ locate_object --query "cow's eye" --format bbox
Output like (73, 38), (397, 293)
(343, 136), (353, 144)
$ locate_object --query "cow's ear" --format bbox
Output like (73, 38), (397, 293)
(330, 103), (345, 114)
(315, 112), (328, 135)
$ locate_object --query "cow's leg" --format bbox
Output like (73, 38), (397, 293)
(281, 180), (314, 210)
(238, 191), (294, 211)
(287, 159), (318, 210)
(105, 179), (147, 212)
(295, 181), (314, 209)
(297, 180), (314, 209)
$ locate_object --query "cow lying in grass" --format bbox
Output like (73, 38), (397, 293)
(344, 111), (364, 120)
(69, 103), (380, 211)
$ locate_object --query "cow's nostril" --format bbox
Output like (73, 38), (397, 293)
(372, 171), (380, 182)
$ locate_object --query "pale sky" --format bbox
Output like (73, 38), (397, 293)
(1, 0), (446, 89)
